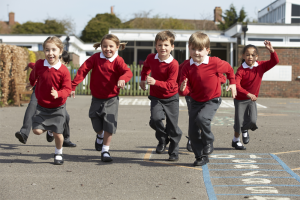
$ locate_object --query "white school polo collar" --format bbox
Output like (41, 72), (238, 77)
(100, 51), (118, 62)
(154, 53), (174, 64)
(242, 61), (258, 69)
(190, 56), (209, 66)
(44, 59), (62, 70)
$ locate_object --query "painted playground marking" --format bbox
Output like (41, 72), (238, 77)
(119, 98), (267, 109)
(143, 150), (300, 199)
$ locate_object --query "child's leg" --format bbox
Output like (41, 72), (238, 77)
(101, 131), (113, 162)
(232, 99), (247, 150)
(195, 97), (221, 154)
(15, 89), (37, 144)
(184, 96), (193, 152)
(32, 129), (46, 135)
(53, 132), (64, 165)
(242, 101), (258, 132)
(62, 111), (76, 147)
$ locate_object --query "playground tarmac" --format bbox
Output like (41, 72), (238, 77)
(0, 96), (300, 200)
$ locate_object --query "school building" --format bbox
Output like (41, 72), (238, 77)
(0, 0), (299, 98)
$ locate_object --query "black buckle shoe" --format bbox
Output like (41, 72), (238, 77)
(46, 131), (54, 142)
(15, 132), (27, 144)
(54, 154), (64, 165)
(95, 135), (103, 151)
(63, 141), (77, 147)
(156, 143), (166, 154)
(101, 151), (113, 162)
(242, 131), (250, 144)
(186, 136), (193, 152)
(168, 154), (179, 161)
(232, 140), (246, 150)
(203, 143), (214, 155)
(193, 156), (209, 166)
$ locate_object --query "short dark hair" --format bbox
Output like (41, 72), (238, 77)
(155, 30), (175, 45)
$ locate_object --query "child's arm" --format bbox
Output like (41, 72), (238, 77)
(29, 64), (38, 87)
(117, 58), (133, 89)
(178, 66), (191, 96)
(53, 70), (72, 99)
(261, 40), (279, 72)
(216, 59), (236, 98)
(218, 73), (227, 84)
(140, 57), (151, 91)
(25, 62), (35, 71)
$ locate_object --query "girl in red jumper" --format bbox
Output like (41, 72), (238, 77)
(30, 37), (72, 165)
(70, 34), (133, 162)
(232, 41), (279, 150)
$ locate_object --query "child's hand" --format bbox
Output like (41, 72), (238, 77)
(117, 80), (125, 89)
(140, 81), (146, 91)
(26, 83), (33, 90)
(24, 64), (30, 71)
(247, 93), (257, 101)
(264, 40), (274, 53)
(69, 91), (75, 98)
(146, 76), (156, 85)
(180, 78), (188, 92)
(227, 84), (237, 99)
(51, 87), (58, 99)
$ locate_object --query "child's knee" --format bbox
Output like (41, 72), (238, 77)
(33, 129), (43, 135)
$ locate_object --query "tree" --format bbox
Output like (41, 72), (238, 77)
(218, 4), (247, 30)
(12, 18), (75, 34)
(80, 13), (124, 43)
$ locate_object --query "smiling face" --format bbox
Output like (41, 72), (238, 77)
(155, 39), (174, 61)
(43, 42), (62, 66)
(189, 46), (210, 64)
(243, 47), (258, 67)
(101, 39), (119, 58)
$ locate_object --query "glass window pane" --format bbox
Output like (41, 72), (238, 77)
(174, 42), (186, 47)
(292, 4), (300, 16)
(174, 49), (186, 64)
(125, 41), (134, 46)
(291, 18), (300, 23)
(38, 44), (43, 51)
(136, 41), (153, 46)
(118, 48), (134, 64)
(137, 49), (152, 65)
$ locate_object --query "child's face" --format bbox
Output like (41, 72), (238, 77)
(189, 46), (209, 64)
(101, 39), (119, 58)
(155, 39), (174, 60)
(43, 42), (62, 66)
(243, 47), (258, 66)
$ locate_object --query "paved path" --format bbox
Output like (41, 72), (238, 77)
(0, 96), (299, 200)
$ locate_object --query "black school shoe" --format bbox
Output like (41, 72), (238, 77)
(46, 131), (54, 142)
(15, 132), (28, 144)
(203, 143), (214, 155)
(242, 131), (250, 144)
(168, 154), (179, 161)
(186, 136), (193, 152)
(63, 141), (77, 147)
(156, 137), (170, 154)
(101, 151), (113, 162)
(232, 140), (246, 150)
(54, 154), (64, 165)
(95, 135), (103, 151)
(193, 156), (209, 166)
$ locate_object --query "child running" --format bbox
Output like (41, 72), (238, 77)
(232, 41), (279, 150)
(177, 59), (227, 152)
(179, 32), (236, 166)
(140, 30), (182, 161)
(70, 34), (132, 162)
(30, 37), (72, 165)
(15, 51), (76, 148)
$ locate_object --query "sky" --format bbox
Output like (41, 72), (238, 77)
(0, 0), (274, 36)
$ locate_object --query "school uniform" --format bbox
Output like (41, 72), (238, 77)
(234, 52), (279, 134)
(29, 59), (72, 134)
(141, 53), (182, 156)
(71, 52), (132, 134)
(179, 56), (235, 158)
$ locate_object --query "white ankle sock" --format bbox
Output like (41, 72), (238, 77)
(242, 131), (248, 137)
(102, 145), (110, 157)
(97, 131), (104, 144)
(233, 136), (240, 142)
(48, 130), (53, 137)
(55, 147), (63, 160)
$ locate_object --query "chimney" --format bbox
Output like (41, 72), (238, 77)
(9, 12), (15, 26)
(111, 6), (114, 15)
(214, 7), (222, 24)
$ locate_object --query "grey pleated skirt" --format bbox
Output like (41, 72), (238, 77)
(32, 103), (67, 134)
(89, 96), (119, 134)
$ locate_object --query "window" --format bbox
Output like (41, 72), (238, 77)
(290, 39), (300, 42)
(125, 41), (134, 46)
(38, 44), (43, 51)
(248, 38), (283, 42)
(174, 42), (186, 47)
(86, 52), (95, 56)
(136, 41), (153, 46)
(291, 18), (300, 23)
(17, 45), (32, 48)
(292, 4), (300, 16)
(174, 49), (186, 64)
(118, 48), (134, 64)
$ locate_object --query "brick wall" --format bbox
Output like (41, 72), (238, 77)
(238, 45), (300, 98)
(70, 53), (80, 66)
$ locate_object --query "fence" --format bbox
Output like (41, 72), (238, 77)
(70, 62), (237, 97)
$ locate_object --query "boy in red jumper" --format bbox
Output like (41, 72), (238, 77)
(30, 37), (72, 165)
(232, 41), (279, 150)
(179, 32), (236, 166)
(140, 30), (182, 161)
(70, 34), (132, 162)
